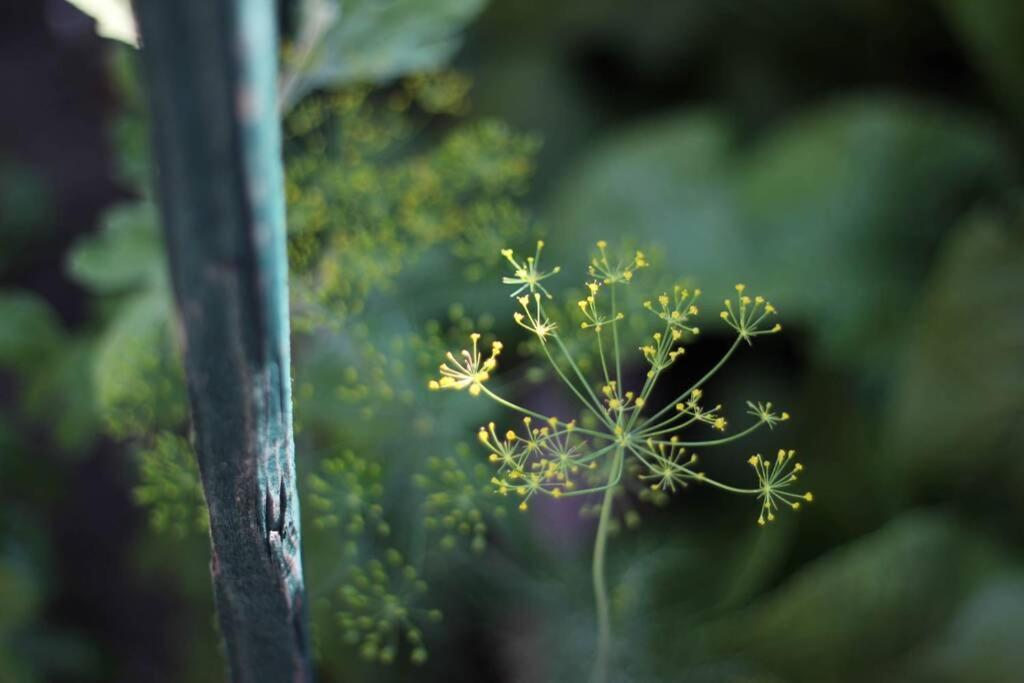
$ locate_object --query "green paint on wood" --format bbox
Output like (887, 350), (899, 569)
(132, 0), (311, 680)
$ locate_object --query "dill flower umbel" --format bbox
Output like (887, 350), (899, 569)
(414, 443), (506, 553)
(749, 449), (812, 526)
(334, 550), (442, 665)
(501, 240), (561, 298)
(514, 293), (557, 342)
(428, 332), (502, 396)
(428, 239), (812, 683)
(308, 449), (391, 539)
(720, 283), (782, 343)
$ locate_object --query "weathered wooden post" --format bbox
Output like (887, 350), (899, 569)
(132, 1), (311, 680)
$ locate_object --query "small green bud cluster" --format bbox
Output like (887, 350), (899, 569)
(335, 549), (442, 666)
(308, 449), (390, 538)
(414, 443), (507, 553)
(133, 432), (207, 538)
(284, 73), (539, 330)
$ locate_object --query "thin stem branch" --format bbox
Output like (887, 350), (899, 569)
(692, 474), (759, 495)
(644, 421), (765, 446)
(478, 386), (615, 441)
(540, 342), (614, 431)
(640, 335), (743, 430)
(589, 447), (623, 683)
(625, 320), (673, 434)
(595, 329), (612, 389)
(611, 286), (622, 392)
(551, 333), (615, 430)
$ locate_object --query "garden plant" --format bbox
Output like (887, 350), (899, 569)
(430, 240), (812, 681)
(4, 0), (1024, 682)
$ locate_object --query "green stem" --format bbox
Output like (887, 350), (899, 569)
(640, 335), (743, 429)
(479, 386), (614, 441)
(541, 342), (613, 430)
(552, 333), (616, 430)
(624, 320), (672, 435)
(643, 421), (765, 445)
(590, 447), (623, 683)
(595, 329), (612, 389)
(637, 412), (700, 439)
(692, 474), (759, 495)
(611, 286), (622, 391)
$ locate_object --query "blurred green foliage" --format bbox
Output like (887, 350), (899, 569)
(284, 72), (538, 327)
(2, 0), (1024, 681)
(547, 99), (1017, 366)
(280, 0), (488, 109)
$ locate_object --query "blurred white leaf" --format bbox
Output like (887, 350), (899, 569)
(65, 0), (138, 47)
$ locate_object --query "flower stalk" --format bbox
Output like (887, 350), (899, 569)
(429, 240), (813, 678)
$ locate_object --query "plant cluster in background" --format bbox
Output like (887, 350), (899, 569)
(284, 71), (538, 328)
(47, 41), (545, 671)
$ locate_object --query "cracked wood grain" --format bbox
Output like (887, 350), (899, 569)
(132, 1), (312, 680)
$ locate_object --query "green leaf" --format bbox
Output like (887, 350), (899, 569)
(65, 201), (164, 294)
(884, 209), (1024, 490)
(702, 512), (1006, 680)
(0, 290), (64, 371)
(546, 97), (1017, 365)
(938, 0), (1024, 122)
(899, 574), (1024, 683)
(281, 0), (487, 109)
(92, 286), (186, 439)
(23, 338), (100, 453)
(0, 291), (100, 453)
(0, 548), (43, 683)
(134, 431), (207, 538)
(0, 549), (41, 634)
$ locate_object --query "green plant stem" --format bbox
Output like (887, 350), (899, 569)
(479, 386), (614, 441)
(644, 421), (765, 445)
(552, 333), (617, 430)
(641, 335), (743, 429)
(541, 341), (614, 430)
(595, 329), (612, 388)
(611, 285), (622, 390)
(637, 412), (701, 439)
(590, 447), (623, 683)
(692, 476), (758, 495)
(624, 320), (673, 434)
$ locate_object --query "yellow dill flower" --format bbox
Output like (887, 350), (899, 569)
(477, 421), (524, 471)
(643, 284), (701, 337)
(589, 240), (649, 284)
(578, 281), (624, 331)
(501, 240), (561, 298)
(513, 293), (557, 342)
(428, 332), (502, 396)
(746, 401), (790, 429)
(638, 437), (699, 493)
(748, 449), (812, 526)
(536, 425), (587, 487)
(720, 284), (782, 344)
(674, 391), (725, 429)
(638, 328), (687, 379)
(600, 383), (643, 419)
